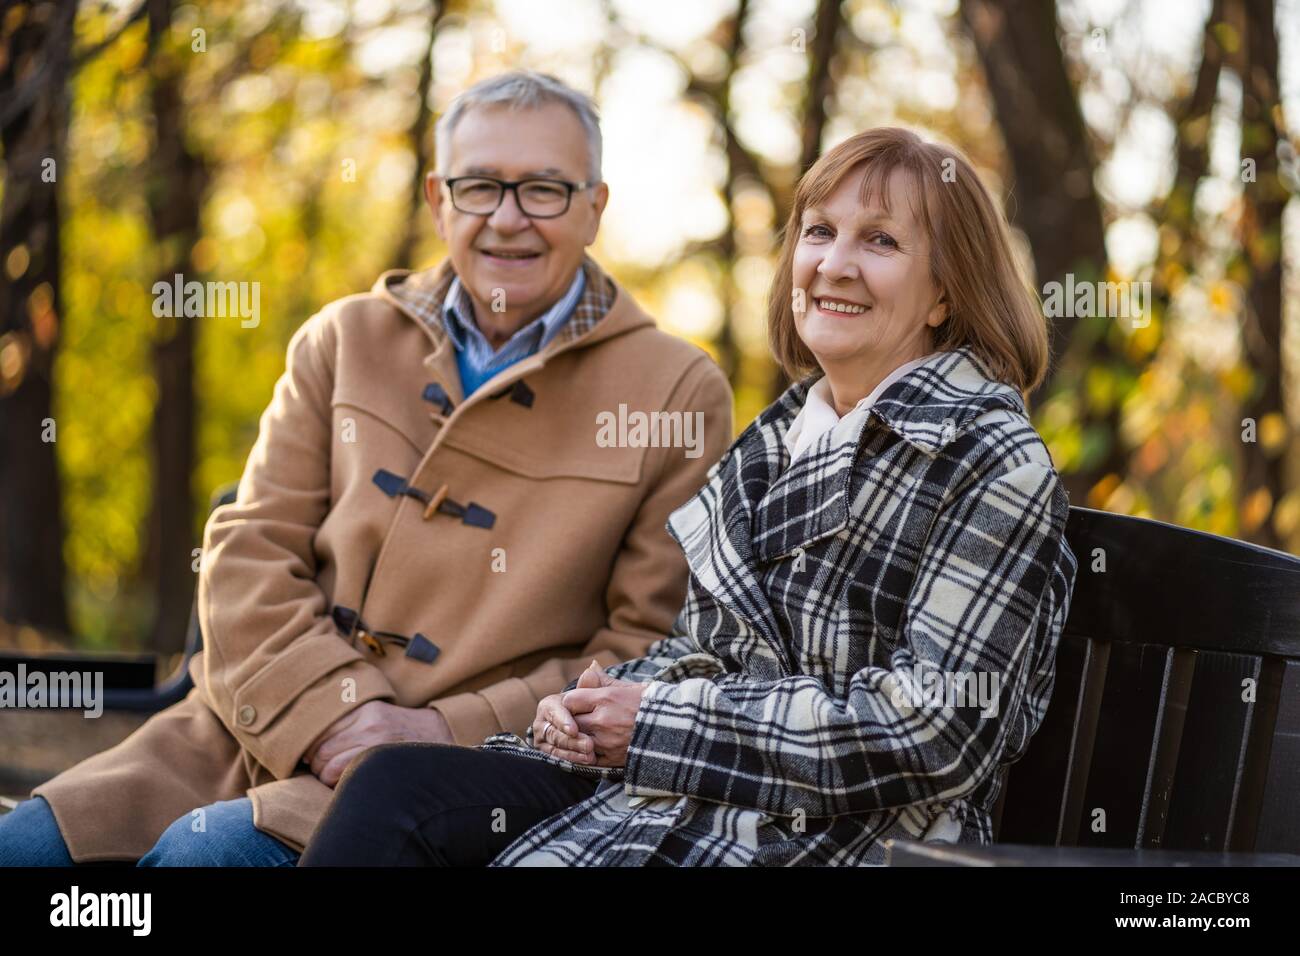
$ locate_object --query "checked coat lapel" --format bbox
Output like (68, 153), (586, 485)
(663, 390), (800, 680)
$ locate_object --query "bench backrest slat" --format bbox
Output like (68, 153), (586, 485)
(1161, 649), (1259, 851)
(996, 506), (1300, 853)
(1252, 658), (1300, 852)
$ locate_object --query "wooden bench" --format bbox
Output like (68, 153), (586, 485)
(7, 494), (1300, 868)
(891, 505), (1300, 865)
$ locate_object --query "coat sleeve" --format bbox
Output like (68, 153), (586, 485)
(604, 626), (703, 684)
(621, 456), (1077, 818)
(429, 358), (735, 747)
(198, 307), (397, 780)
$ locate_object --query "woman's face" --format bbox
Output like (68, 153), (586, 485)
(792, 165), (947, 377)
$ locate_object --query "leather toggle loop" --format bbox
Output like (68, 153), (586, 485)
(490, 379), (534, 408)
(422, 382), (455, 416)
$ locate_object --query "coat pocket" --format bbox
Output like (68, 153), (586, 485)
(332, 396), (430, 456)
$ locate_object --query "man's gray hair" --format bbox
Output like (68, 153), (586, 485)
(435, 70), (602, 181)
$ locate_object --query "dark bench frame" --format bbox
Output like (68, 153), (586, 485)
(988, 505), (1300, 858)
(5, 488), (1300, 862)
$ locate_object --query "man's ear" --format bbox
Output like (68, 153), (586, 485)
(583, 181), (610, 246)
(425, 172), (447, 243)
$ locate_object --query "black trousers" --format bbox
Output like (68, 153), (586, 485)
(298, 743), (599, 866)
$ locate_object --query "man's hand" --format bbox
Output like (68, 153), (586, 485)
(305, 700), (453, 787)
(532, 660), (648, 768)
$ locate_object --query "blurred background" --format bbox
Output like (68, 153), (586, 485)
(0, 0), (1296, 664)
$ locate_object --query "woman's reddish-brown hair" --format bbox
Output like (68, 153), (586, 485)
(768, 126), (1049, 396)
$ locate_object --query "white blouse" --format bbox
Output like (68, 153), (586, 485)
(783, 353), (940, 467)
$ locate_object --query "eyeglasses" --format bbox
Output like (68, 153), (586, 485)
(443, 175), (596, 219)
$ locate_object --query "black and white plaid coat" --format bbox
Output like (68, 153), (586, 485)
(479, 344), (1078, 866)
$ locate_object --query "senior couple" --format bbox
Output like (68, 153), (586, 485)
(0, 70), (1077, 867)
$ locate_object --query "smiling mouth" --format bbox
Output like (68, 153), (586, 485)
(480, 249), (543, 261)
(815, 297), (870, 315)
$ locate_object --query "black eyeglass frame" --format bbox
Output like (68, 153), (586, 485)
(442, 175), (598, 219)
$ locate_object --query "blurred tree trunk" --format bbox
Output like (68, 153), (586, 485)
(1162, 0), (1225, 268)
(959, 0), (1107, 380)
(604, 0), (783, 393)
(768, 0), (841, 401)
(392, 0), (452, 270)
(1144, 0), (1226, 363)
(142, 0), (208, 654)
(960, 0), (1133, 508)
(798, 0), (840, 184)
(693, 0), (754, 386)
(0, 0), (75, 636)
(1233, 0), (1288, 550)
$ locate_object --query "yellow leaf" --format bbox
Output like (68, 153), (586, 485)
(1222, 365), (1254, 401)
(1240, 487), (1273, 533)
(1273, 491), (1300, 540)
(1087, 473), (1122, 510)
(1259, 412), (1289, 453)
(1208, 280), (1235, 312)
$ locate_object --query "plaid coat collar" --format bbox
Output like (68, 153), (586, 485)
(750, 344), (1027, 459)
(667, 345), (1029, 671)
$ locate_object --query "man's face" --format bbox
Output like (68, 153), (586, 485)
(427, 102), (609, 330)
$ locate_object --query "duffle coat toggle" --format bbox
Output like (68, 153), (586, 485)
(329, 604), (441, 664)
(371, 467), (496, 528)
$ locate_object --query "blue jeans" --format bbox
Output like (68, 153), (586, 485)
(0, 796), (300, 866)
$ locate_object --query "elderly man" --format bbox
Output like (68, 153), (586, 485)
(0, 71), (732, 866)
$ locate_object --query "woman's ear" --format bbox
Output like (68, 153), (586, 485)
(926, 291), (949, 328)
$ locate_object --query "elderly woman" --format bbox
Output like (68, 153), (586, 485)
(298, 126), (1078, 867)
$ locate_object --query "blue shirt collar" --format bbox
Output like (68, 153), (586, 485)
(441, 267), (586, 362)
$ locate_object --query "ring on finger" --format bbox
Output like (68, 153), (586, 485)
(542, 720), (553, 742)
